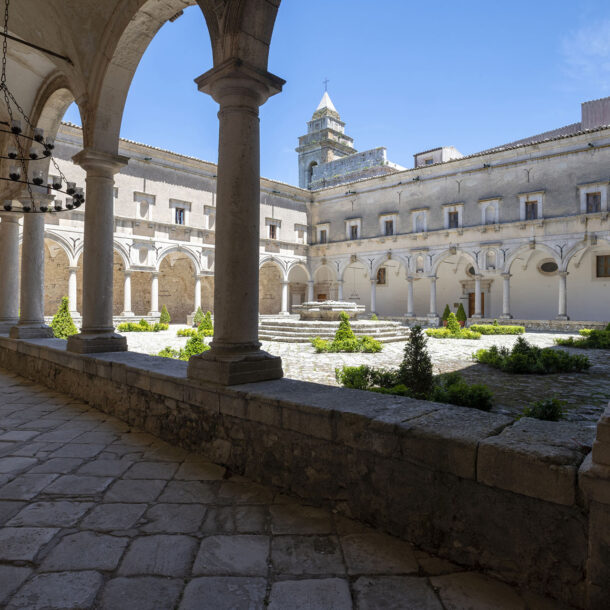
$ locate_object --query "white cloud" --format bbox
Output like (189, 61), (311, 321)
(562, 20), (610, 92)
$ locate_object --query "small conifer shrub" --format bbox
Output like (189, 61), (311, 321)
(456, 303), (467, 323)
(198, 311), (214, 337)
(193, 306), (204, 327)
(160, 305), (171, 324)
(441, 304), (451, 322)
(51, 296), (78, 339)
(311, 312), (382, 353)
(426, 313), (481, 340)
(398, 325), (434, 397)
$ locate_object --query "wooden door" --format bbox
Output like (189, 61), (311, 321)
(468, 293), (484, 317)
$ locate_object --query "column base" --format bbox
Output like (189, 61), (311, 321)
(279, 311), (291, 316)
(471, 314), (483, 319)
(427, 315), (440, 327)
(9, 323), (54, 339)
(121, 311), (135, 317)
(500, 314), (513, 319)
(148, 311), (160, 317)
(187, 348), (283, 386)
(556, 315), (570, 321)
(0, 319), (19, 334)
(404, 312), (415, 318)
(67, 332), (128, 354)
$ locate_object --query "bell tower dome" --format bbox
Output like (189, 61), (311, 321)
(296, 92), (356, 189)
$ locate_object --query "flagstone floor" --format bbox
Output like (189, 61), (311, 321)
(0, 368), (566, 609)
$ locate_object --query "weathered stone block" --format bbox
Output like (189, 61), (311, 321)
(478, 419), (595, 505)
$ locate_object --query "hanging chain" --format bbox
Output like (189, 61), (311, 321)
(1, 0), (9, 85)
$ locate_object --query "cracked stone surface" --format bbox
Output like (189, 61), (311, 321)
(0, 367), (566, 609)
(127, 326), (610, 422)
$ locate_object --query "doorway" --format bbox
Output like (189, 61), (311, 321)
(468, 292), (484, 317)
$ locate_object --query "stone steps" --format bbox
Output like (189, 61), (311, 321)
(258, 319), (409, 343)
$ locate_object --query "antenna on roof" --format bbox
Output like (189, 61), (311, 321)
(323, 78), (330, 92)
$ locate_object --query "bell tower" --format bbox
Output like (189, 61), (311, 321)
(296, 92), (356, 189)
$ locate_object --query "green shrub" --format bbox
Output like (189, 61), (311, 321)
(193, 306), (204, 326)
(198, 311), (214, 337)
(474, 337), (590, 374)
(118, 319), (167, 333)
(429, 372), (493, 411)
(311, 313), (382, 353)
(456, 302), (467, 323)
(370, 313), (378, 321)
(470, 324), (525, 335)
(555, 330), (610, 349)
(446, 312), (460, 333)
(441, 304), (451, 322)
(579, 329), (593, 337)
(398, 325), (434, 398)
(335, 331), (493, 410)
(159, 305), (171, 324)
(51, 296), (78, 339)
(335, 312), (355, 341)
(177, 328), (199, 337)
(157, 335), (210, 361)
(426, 312), (480, 340)
(521, 397), (566, 421)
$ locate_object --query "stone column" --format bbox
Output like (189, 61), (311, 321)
(406, 276), (414, 317)
(194, 275), (202, 312)
(280, 281), (290, 315)
(121, 271), (134, 317)
(10, 207), (53, 339)
(337, 279), (344, 301)
(428, 275), (438, 318)
(0, 214), (20, 333)
(68, 266), (79, 316)
(473, 274), (483, 319)
(67, 149), (128, 353)
(149, 272), (160, 316)
(370, 279), (377, 314)
(307, 280), (314, 302)
(501, 273), (512, 319)
(579, 404), (610, 608)
(557, 271), (569, 320)
(188, 59), (285, 385)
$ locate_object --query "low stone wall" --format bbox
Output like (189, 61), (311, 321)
(468, 318), (608, 332)
(0, 335), (604, 608)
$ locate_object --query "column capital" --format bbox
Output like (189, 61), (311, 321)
(195, 58), (285, 108)
(72, 148), (128, 176)
(558, 271), (569, 278)
(427, 275), (438, 281)
(0, 212), (20, 223)
(123, 269), (132, 277)
(68, 266), (79, 273)
(501, 272), (512, 279)
(474, 273), (483, 279)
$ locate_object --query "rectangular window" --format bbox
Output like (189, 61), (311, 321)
(175, 207), (185, 225)
(424, 158), (433, 165)
(525, 202), (538, 220)
(384, 219), (394, 236)
(376, 267), (386, 285)
(586, 192), (601, 213)
(597, 255), (610, 277)
(269, 224), (277, 240)
(319, 229), (327, 244)
(448, 211), (459, 229)
(350, 225), (359, 240)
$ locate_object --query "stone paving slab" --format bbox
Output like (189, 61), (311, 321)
(0, 367), (566, 609)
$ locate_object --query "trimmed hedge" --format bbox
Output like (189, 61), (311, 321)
(118, 319), (168, 333)
(159, 305), (171, 324)
(177, 328), (199, 337)
(474, 337), (590, 374)
(470, 321), (525, 335)
(426, 313), (481, 340)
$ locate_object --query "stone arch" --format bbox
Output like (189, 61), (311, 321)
(287, 262), (309, 311)
(85, 0), (280, 153)
(259, 256), (287, 280)
(340, 256), (369, 281)
(259, 259), (284, 315)
(505, 243), (560, 274)
(287, 261), (311, 282)
(432, 249), (479, 276)
(44, 238), (71, 316)
(158, 251), (197, 323)
(373, 256), (409, 316)
(156, 245), (201, 275)
(113, 242), (131, 271)
(44, 231), (74, 265)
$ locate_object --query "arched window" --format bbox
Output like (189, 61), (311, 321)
(308, 161), (318, 185)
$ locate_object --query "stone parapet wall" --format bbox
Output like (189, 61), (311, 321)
(0, 336), (605, 607)
(470, 318), (608, 332)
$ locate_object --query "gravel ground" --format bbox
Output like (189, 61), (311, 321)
(123, 325), (610, 423)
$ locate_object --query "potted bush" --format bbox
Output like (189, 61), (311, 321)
(456, 303), (467, 328)
(441, 304), (451, 327)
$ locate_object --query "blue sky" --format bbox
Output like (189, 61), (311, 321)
(65, 0), (610, 185)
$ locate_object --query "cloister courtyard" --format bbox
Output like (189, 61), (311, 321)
(124, 325), (610, 423)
